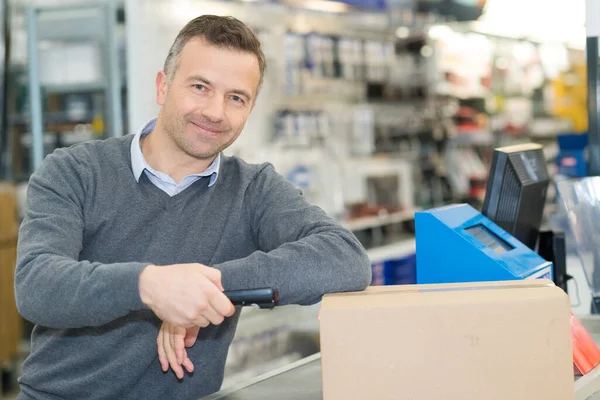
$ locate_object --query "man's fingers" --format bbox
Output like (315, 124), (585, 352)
(209, 291), (235, 318)
(183, 354), (194, 374)
(185, 326), (200, 348)
(202, 266), (223, 290)
(169, 330), (180, 365)
(174, 331), (186, 366)
(159, 323), (195, 379)
(164, 331), (184, 379)
(157, 328), (168, 372)
(194, 315), (210, 328)
(203, 306), (226, 326)
(169, 325), (186, 365)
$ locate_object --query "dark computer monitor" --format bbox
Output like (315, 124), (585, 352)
(481, 143), (550, 250)
(482, 143), (571, 293)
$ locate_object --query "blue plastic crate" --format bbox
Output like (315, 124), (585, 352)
(557, 133), (588, 177)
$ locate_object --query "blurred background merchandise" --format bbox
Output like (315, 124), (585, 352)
(0, 0), (592, 397)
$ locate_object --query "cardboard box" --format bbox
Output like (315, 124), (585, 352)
(0, 182), (21, 363)
(319, 279), (573, 400)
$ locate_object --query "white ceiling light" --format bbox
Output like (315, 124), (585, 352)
(285, 0), (350, 13)
(476, 0), (585, 47)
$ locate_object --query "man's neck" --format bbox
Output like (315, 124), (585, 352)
(141, 121), (215, 184)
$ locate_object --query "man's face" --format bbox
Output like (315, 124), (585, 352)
(156, 38), (260, 160)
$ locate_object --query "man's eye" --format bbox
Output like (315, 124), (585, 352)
(231, 95), (244, 104)
(194, 84), (207, 91)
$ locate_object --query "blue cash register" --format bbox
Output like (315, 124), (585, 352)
(415, 203), (552, 284)
(414, 143), (564, 287)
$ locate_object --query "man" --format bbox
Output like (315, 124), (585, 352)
(14, 15), (371, 400)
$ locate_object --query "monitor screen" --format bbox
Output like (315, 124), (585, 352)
(465, 224), (514, 255)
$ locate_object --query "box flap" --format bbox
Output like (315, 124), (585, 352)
(321, 279), (560, 310)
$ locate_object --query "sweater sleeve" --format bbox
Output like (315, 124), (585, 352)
(218, 163), (371, 306)
(14, 148), (149, 329)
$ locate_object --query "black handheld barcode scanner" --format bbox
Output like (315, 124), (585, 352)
(223, 288), (278, 309)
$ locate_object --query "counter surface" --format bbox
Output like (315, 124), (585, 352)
(201, 351), (600, 400)
(201, 354), (322, 400)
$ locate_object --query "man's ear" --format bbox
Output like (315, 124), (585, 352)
(156, 71), (169, 106)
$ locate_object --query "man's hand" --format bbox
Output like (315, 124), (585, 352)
(139, 263), (235, 328)
(157, 322), (200, 379)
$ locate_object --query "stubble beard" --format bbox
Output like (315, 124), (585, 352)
(163, 115), (223, 160)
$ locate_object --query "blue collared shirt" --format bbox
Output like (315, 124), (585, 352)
(130, 117), (220, 196)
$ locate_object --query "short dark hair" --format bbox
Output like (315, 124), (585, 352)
(164, 15), (266, 90)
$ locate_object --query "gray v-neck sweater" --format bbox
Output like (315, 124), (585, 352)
(14, 135), (371, 400)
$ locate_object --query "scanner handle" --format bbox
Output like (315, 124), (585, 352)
(223, 288), (278, 309)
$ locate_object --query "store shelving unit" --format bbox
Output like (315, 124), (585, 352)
(25, 2), (124, 171)
(341, 208), (420, 231)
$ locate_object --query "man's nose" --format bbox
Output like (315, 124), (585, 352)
(201, 95), (225, 123)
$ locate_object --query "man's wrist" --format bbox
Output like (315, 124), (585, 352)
(139, 264), (158, 308)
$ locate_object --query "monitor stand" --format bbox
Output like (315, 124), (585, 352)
(591, 257), (600, 314)
(592, 297), (600, 315)
(538, 230), (572, 294)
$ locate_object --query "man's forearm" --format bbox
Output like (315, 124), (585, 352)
(216, 228), (371, 305)
(15, 252), (149, 329)
(234, 163), (372, 304)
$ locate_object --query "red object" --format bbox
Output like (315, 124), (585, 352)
(468, 176), (486, 201)
(571, 312), (600, 375)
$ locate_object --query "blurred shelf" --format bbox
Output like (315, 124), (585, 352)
(367, 238), (416, 263)
(9, 111), (96, 125)
(41, 82), (106, 94)
(35, 6), (109, 42)
(433, 86), (489, 100)
(19, 130), (100, 147)
(529, 117), (572, 139)
(278, 77), (365, 110)
(277, 95), (358, 111)
(450, 131), (494, 146)
(341, 208), (419, 232)
(529, 133), (561, 140)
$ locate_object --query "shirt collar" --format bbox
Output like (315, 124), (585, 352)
(130, 117), (220, 187)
